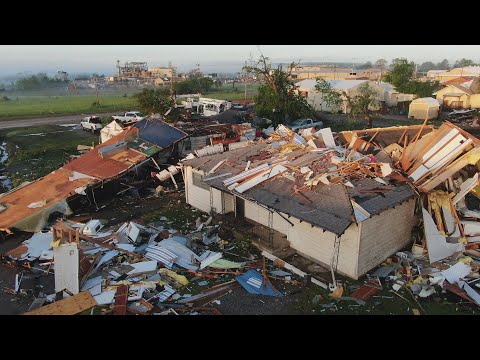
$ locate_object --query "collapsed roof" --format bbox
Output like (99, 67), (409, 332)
(0, 119), (187, 233)
(184, 126), (419, 235)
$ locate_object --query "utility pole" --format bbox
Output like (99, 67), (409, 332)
(169, 61), (173, 93)
(244, 60), (247, 101)
(352, 57), (356, 74)
(94, 76), (99, 105)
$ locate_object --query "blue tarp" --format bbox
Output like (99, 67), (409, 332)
(236, 269), (283, 297)
(135, 119), (187, 148)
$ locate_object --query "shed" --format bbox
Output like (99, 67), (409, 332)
(408, 97), (440, 120)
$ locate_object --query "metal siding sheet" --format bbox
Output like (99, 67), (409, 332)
(236, 270), (283, 297)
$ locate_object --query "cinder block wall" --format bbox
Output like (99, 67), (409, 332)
(287, 217), (360, 279)
(356, 198), (417, 277)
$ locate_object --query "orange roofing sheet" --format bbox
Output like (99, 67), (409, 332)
(63, 127), (147, 179)
(0, 169), (94, 230)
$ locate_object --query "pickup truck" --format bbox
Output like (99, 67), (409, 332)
(287, 118), (323, 132)
(112, 111), (145, 123)
(80, 116), (103, 132)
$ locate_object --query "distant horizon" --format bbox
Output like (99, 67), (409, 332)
(1, 45), (479, 80)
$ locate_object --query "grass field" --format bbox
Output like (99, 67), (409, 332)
(0, 94), (136, 120)
(0, 125), (98, 186)
(0, 85), (259, 120)
(206, 83), (258, 101)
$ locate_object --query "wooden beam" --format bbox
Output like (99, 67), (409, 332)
(401, 116), (429, 169)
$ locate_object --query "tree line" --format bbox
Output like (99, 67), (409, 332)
(356, 58), (477, 72)
(14, 71), (70, 90)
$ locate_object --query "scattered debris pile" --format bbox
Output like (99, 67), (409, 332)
(2, 213), (329, 315)
(447, 109), (479, 127)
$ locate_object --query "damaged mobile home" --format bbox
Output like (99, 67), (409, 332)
(0, 119), (187, 233)
(182, 121), (480, 280)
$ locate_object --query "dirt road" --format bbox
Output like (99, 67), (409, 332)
(0, 112), (118, 130)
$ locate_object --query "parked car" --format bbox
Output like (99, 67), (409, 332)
(80, 116), (103, 132)
(251, 115), (273, 128)
(112, 111), (144, 123)
(287, 118), (323, 131)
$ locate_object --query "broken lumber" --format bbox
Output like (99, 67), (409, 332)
(177, 280), (239, 304)
(23, 291), (97, 315)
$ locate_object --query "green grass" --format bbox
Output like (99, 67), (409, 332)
(0, 124), (98, 186)
(0, 94), (136, 120)
(142, 203), (204, 234)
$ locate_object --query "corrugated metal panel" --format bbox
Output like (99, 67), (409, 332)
(158, 285), (176, 302)
(145, 245), (178, 268)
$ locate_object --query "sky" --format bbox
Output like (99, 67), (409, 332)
(1, 45), (479, 78)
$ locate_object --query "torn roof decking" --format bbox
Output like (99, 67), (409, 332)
(0, 169), (94, 231)
(64, 127), (148, 180)
(183, 143), (270, 172)
(338, 125), (435, 147)
(176, 122), (237, 137)
(347, 178), (417, 215)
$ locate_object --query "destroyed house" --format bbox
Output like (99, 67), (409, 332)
(182, 127), (422, 280)
(176, 121), (255, 158)
(0, 119), (187, 233)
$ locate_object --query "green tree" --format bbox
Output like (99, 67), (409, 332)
(383, 58), (416, 93)
(437, 59), (450, 70)
(315, 79), (380, 128)
(133, 88), (172, 118)
(244, 55), (313, 126)
(174, 77), (214, 94)
(384, 58), (439, 98)
(454, 58), (476, 68)
(347, 83), (380, 128)
(315, 78), (343, 112)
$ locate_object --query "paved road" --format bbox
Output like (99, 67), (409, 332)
(0, 112), (119, 130)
